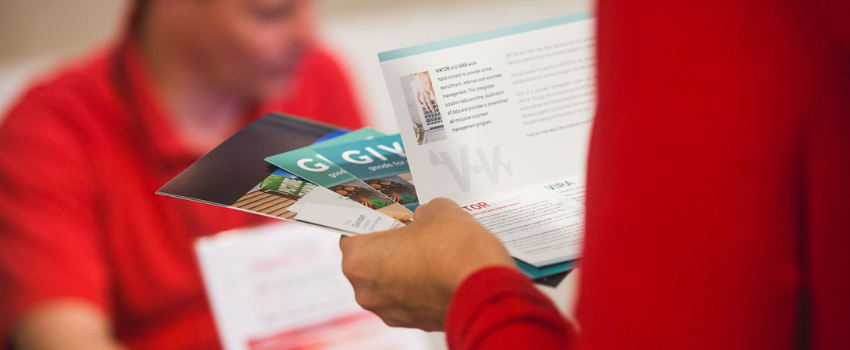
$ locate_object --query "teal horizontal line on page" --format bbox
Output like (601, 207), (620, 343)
(378, 11), (594, 62)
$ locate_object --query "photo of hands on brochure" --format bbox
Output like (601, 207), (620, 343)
(158, 12), (595, 280)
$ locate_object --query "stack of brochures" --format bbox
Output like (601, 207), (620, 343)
(159, 12), (596, 279)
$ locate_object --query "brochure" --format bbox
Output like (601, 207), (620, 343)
(157, 113), (399, 235)
(265, 131), (416, 223)
(308, 132), (580, 278)
(378, 12), (596, 270)
(313, 134), (419, 211)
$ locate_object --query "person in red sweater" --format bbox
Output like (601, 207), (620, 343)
(0, 0), (365, 349)
(340, 1), (850, 349)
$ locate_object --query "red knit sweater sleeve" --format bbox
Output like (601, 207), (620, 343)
(445, 267), (576, 350)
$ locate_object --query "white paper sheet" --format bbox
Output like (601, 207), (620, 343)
(295, 203), (404, 235)
(195, 223), (431, 350)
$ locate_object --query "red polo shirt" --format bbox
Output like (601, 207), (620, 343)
(446, 1), (850, 349)
(0, 36), (365, 349)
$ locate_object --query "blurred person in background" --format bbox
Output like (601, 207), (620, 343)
(0, 0), (366, 349)
(340, 0), (850, 349)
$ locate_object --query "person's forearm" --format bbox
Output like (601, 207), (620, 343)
(12, 300), (127, 350)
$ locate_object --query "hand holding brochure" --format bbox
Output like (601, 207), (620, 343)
(158, 12), (596, 279)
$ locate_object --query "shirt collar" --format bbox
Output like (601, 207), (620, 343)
(115, 37), (199, 174)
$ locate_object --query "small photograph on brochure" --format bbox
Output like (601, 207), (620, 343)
(327, 180), (396, 210)
(231, 169), (316, 222)
(400, 71), (447, 145)
(363, 176), (418, 209)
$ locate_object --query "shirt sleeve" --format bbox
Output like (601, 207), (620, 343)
(579, 1), (850, 350)
(446, 1), (850, 350)
(445, 267), (575, 350)
(0, 84), (111, 346)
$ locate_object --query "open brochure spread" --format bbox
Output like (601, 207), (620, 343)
(379, 12), (595, 274)
(158, 12), (595, 280)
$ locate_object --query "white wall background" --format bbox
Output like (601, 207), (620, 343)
(0, 0), (591, 128)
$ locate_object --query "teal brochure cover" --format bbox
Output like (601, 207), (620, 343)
(315, 134), (419, 211)
(251, 129), (350, 196)
(266, 128), (384, 188)
(265, 128), (415, 223)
